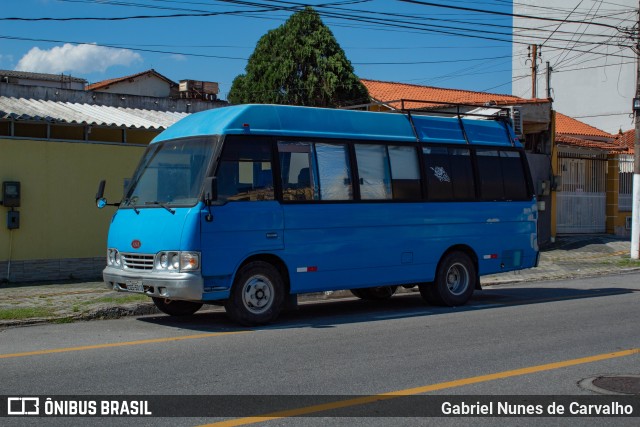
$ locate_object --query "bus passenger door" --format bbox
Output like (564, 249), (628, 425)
(200, 138), (283, 288)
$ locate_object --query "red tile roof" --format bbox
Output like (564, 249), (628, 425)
(555, 112), (613, 139)
(616, 129), (635, 154)
(86, 69), (176, 91)
(555, 134), (627, 152)
(361, 78), (548, 110)
(554, 112), (627, 153)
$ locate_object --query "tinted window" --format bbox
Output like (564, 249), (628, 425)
(500, 151), (529, 200)
(476, 149), (503, 201)
(216, 139), (274, 202)
(476, 149), (529, 201)
(388, 146), (422, 200)
(423, 147), (474, 201)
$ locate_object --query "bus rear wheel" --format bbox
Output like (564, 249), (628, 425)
(152, 297), (203, 316)
(350, 286), (398, 300)
(419, 252), (476, 306)
(225, 261), (285, 326)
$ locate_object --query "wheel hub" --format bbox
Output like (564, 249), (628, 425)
(242, 275), (273, 314)
(446, 263), (469, 296)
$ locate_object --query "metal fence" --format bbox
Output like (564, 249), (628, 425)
(618, 154), (634, 212)
(556, 150), (607, 233)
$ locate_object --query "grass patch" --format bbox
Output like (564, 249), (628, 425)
(52, 317), (75, 324)
(616, 257), (640, 268)
(0, 307), (55, 320)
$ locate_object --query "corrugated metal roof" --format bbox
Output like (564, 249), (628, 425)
(1, 69), (87, 83)
(0, 96), (188, 130)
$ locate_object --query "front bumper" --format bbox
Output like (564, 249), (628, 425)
(103, 266), (204, 301)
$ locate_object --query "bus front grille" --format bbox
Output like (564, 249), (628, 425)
(122, 253), (155, 271)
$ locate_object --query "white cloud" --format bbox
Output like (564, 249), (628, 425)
(169, 54), (187, 62)
(15, 43), (142, 74)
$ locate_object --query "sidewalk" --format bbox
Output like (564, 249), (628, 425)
(1, 235), (639, 328)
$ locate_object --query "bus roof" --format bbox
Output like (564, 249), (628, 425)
(153, 104), (521, 147)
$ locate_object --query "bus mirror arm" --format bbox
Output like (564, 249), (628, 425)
(95, 180), (120, 209)
(204, 177), (218, 205)
(204, 177), (217, 221)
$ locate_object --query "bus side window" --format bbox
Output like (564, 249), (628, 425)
(316, 143), (353, 201)
(278, 142), (317, 201)
(216, 140), (274, 202)
(388, 146), (421, 200)
(355, 144), (392, 200)
(423, 147), (474, 201)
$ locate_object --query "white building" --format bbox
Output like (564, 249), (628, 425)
(512, 0), (636, 133)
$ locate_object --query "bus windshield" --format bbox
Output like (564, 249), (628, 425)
(122, 137), (218, 208)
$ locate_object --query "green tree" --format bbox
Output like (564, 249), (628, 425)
(228, 6), (369, 107)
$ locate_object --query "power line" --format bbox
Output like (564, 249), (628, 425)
(0, 34), (525, 67)
(398, 0), (628, 31)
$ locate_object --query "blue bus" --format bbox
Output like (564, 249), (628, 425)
(96, 104), (539, 325)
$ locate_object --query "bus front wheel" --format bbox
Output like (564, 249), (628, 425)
(350, 286), (398, 300)
(419, 252), (476, 306)
(152, 298), (203, 316)
(225, 261), (285, 326)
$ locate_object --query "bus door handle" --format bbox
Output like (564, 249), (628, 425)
(266, 232), (279, 239)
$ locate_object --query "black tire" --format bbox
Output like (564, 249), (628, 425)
(152, 297), (203, 316)
(225, 261), (285, 326)
(350, 286), (398, 300)
(419, 252), (476, 306)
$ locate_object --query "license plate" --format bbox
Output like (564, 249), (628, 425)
(125, 280), (144, 293)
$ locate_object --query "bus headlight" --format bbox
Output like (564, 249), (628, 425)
(107, 248), (122, 268)
(155, 251), (200, 272)
(159, 253), (169, 269)
(180, 252), (200, 271)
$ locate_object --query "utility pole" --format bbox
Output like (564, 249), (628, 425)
(531, 44), (538, 98)
(546, 61), (552, 99)
(632, 0), (640, 259)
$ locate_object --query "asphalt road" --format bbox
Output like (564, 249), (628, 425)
(1, 272), (640, 427)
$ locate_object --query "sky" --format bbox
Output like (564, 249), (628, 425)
(0, 0), (518, 100)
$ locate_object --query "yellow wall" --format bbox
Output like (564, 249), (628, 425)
(0, 138), (146, 261)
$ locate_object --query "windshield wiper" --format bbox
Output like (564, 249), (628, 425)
(145, 201), (175, 215)
(122, 198), (140, 214)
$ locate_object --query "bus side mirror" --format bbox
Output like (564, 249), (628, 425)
(204, 177), (218, 205)
(96, 180), (107, 209)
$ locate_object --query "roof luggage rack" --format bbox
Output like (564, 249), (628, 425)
(342, 99), (516, 146)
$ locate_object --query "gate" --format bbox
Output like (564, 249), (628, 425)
(556, 150), (607, 234)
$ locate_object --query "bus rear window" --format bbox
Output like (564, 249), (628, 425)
(476, 149), (529, 201)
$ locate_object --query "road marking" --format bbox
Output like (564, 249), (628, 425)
(199, 348), (640, 427)
(0, 331), (249, 360)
